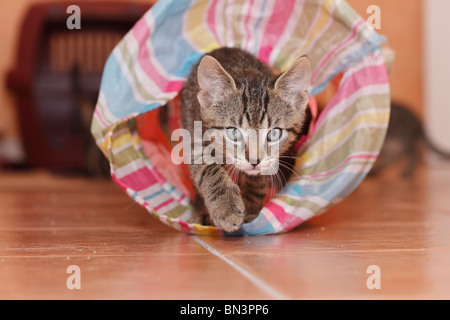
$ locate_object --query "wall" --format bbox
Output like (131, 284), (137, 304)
(0, 0), (38, 161)
(347, 0), (424, 118)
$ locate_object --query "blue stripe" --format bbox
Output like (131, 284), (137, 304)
(100, 54), (147, 118)
(249, 0), (268, 56)
(142, 186), (175, 201)
(100, 0), (207, 119)
(139, 102), (166, 115)
(143, 189), (165, 201)
(228, 213), (275, 236)
(283, 171), (368, 202)
(148, 0), (204, 78)
(311, 37), (386, 95)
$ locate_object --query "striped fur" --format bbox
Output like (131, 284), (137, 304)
(180, 48), (311, 232)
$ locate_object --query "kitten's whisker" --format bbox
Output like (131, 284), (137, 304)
(277, 161), (301, 178)
(278, 155), (300, 159)
(268, 173), (275, 199)
(278, 159), (303, 176)
(277, 169), (288, 189)
(268, 165), (282, 199)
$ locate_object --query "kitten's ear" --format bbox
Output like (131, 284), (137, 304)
(197, 55), (237, 106)
(274, 56), (311, 109)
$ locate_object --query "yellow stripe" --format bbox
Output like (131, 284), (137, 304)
(185, 0), (221, 52)
(282, 0), (336, 71)
(299, 110), (389, 164)
(193, 223), (221, 235)
(111, 131), (133, 151)
(131, 132), (142, 149)
(232, 0), (247, 47)
(322, 0), (337, 13)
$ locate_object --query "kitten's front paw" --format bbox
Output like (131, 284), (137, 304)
(214, 211), (244, 232)
(208, 190), (245, 232)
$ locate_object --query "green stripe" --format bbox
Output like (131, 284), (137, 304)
(310, 94), (390, 142)
(111, 145), (141, 168)
(299, 127), (386, 175)
(232, 0), (246, 47)
(273, 3), (317, 70)
(297, 159), (374, 181)
(332, 1), (362, 31)
(310, 19), (359, 82)
(117, 41), (157, 101)
(91, 117), (106, 141)
(276, 195), (323, 214)
(164, 204), (193, 220)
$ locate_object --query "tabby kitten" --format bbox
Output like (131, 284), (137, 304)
(370, 102), (450, 178)
(180, 48), (311, 232)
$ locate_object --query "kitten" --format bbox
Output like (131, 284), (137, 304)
(180, 48), (311, 232)
(370, 102), (450, 178)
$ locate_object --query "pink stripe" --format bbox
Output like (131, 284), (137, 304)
(153, 198), (174, 211)
(118, 167), (158, 192)
(146, 168), (189, 206)
(282, 214), (304, 232)
(94, 109), (109, 128)
(132, 19), (184, 93)
(206, 0), (220, 43)
(178, 220), (191, 233)
(149, 166), (167, 185)
(294, 0), (324, 55)
(257, 0), (296, 64)
(243, 0), (255, 51)
(265, 201), (304, 230)
(302, 0), (338, 58)
(312, 19), (365, 82)
(312, 60), (388, 133)
(265, 201), (289, 222)
(307, 154), (378, 179)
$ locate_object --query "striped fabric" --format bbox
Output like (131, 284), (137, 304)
(92, 0), (390, 236)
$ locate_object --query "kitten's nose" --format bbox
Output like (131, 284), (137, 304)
(250, 159), (261, 167)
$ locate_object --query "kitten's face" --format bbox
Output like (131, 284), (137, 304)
(201, 91), (306, 176)
(197, 55), (311, 176)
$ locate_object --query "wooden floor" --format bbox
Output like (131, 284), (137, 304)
(1, 162), (450, 300)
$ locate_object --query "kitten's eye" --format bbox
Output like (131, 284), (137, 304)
(267, 128), (282, 142)
(226, 127), (244, 142)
